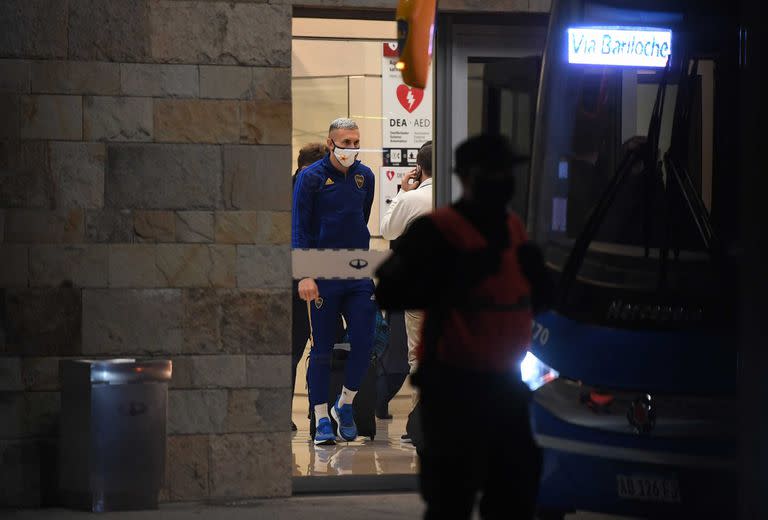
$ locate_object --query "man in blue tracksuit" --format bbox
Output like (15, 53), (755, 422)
(292, 118), (377, 445)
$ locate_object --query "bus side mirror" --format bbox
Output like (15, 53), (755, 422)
(395, 0), (437, 89)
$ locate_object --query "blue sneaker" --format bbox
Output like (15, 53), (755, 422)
(331, 396), (357, 441)
(314, 417), (336, 446)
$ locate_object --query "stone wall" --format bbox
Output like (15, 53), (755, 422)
(0, 0), (292, 507)
(294, 0), (551, 12)
(1, 0), (550, 509)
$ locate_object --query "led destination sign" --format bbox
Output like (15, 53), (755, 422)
(568, 27), (672, 67)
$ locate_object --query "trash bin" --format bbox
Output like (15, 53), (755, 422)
(59, 359), (172, 512)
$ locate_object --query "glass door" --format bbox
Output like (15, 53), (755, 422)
(435, 19), (546, 209)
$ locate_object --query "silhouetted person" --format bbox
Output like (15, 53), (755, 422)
(375, 134), (552, 520)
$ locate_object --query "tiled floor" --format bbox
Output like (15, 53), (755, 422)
(291, 395), (418, 477)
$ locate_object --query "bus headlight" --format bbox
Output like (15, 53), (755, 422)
(520, 351), (559, 391)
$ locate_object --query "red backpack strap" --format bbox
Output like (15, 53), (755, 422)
(506, 213), (529, 246)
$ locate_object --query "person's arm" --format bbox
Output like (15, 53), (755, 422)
(375, 217), (448, 310)
(363, 169), (375, 224)
(291, 170), (318, 249)
(517, 241), (555, 314)
(380, 192), (410, 241)
(292, 169), (321, 301)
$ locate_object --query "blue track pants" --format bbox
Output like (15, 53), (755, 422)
(307, 279), (376, 407)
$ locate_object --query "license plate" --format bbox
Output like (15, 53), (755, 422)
(617, 475), (681, 503)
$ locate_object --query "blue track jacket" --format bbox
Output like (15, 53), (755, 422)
(292, 155), (375, 250)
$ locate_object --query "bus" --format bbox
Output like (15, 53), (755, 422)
(522, 0), (741, 517)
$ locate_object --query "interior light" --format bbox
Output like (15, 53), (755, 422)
(396, 61), (406, 71)
(520, 351), (560, 391)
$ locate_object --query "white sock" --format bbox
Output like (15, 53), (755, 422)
(315, 404), (329, 426)
(337, 386), (358, 407)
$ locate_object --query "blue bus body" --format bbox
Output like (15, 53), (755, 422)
(525, 0), (741, 516)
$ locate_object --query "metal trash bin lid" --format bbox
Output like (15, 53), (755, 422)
(63, 359), (172, 384)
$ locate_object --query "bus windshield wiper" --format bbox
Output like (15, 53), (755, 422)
(659, 55), (722, 291)
(559, 61), (670, 306)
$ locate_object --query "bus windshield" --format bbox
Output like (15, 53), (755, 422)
(529, 11), (717, 294)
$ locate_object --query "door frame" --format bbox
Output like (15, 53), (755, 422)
(434, 14), (548, 207)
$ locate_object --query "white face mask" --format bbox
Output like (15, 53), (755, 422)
(332, 142), (359, 167)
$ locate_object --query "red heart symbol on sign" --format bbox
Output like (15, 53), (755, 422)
(386, 170), (395, 181)
(396, 85), (424, 113)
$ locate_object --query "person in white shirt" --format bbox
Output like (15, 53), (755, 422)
(380, 143), (433, 387)
(381, 143), (433, 245)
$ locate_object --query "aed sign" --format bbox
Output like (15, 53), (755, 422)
(567, 27), (672, 68)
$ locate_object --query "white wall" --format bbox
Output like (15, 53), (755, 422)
(292, 37), (393, 239)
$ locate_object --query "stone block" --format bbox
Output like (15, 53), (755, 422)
(0, 245), (29, 287)
(236, 245), (291, 289)
(20, 357), (60, 391)
(134, 211), (175, 243)
(4, 209), (84, 244)
(225, 388), (291, 433)
(258, 211), (291, 245)
(199, 66), (253, 100)
(215, 211), (260, 244)
(0, 60), (31, 93)
(529, 0), (552, 12)
(439, 0), (528, 10)
(31, 61), (120, 95)
(108, 244), (160, 288)
(121, 64), (198, 98)
(168, 357), (193, 388)
(0, 94), (20, 139)
(50, 141), (106, 209)
(274, 0), (395, 5)
(209, 432), (291, 498)
(220, 290), (291, 354)
(84, 96), (153, 142)
(175, 211), (214, 243)
(82, 289), (183, 355)
(20, 95), (83, 140)
(150, 2), (290, 67)
(0, 141), (54, 209)
(154, 99), (240, 144)
(182, 289), (222, 354)
(171, 355), (246, 389)
(168, 389), (227, 434)
(0, 440), (42, 507)
(246, 355), (291, 389)
(240, 101), (291, 145)
(29, 244), (109, 288)
(222, 145), (291, 211)
(24, 391), (60, 437)
(106, 144), (222, 209)
(0, 357), (22, 391)
(252, 68), (291, 102)
(166, 435), (209, 501)
(0, 0), (68, 59)
(0, 392), (25, 438)
(157, 245), (236, 288)
(4, 288), (82, 356)
(85, 209), (134, 243)
(68, 0), (151, 62)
